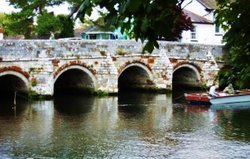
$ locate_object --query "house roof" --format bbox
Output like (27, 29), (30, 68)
(184, 10), (213, 24)
(74, 28), (85, 37)
(197, 0), (217, 10)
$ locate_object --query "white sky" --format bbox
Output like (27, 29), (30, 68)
(0, 0), (18, 13)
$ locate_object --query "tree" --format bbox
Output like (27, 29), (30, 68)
(1, 13), (28, 38)
(216, 0), (250, 88)
(6, 0), (69, 38)
(0, 13), (14, 36)
(79, 16), (116, 32)
(57, 15), (74, 38)
(0, 13), (5, 26)
(75, 0), (193, 52)
(6, 0), (193, 50)
(35, 12), (62, 38)
(3, 12), (34, 38)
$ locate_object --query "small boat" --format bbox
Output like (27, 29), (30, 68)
(184, 91), (250, 106)
(184, 93), (210, 105)
(210, 93), (250, 105)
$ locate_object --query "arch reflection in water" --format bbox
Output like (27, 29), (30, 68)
(0, 96), (28, 116)
(54, 94), (94, 115)
(118, 93), (156, 117)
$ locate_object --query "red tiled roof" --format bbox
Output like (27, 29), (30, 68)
(184, 10), (213, 24)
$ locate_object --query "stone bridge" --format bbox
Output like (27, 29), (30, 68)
(0, 40), (223, 96)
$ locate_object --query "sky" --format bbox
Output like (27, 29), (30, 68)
(0, 0), (18, 13)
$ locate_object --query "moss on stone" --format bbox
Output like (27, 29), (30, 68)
(94, 90), (109, 96)
(28, 90), (52, 100)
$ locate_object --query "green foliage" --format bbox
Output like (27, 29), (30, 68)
(8, 0), (63, 10)
(0, 13), (5, 27)
(57, 15), (74, 38)
(75, 0), (193, 52)
(5, 0), (192, 45)
(4, 0), (50, 38)
(116, 47), (127, 56)
(3, 12), (34, 38)
(216, 0), (250, 88)
(0, 13), (16, 37)
(6, 0), (72, 38)
(36, 12), (62, 38)
(100, 50), (107, 56)
(88, 16), (116, 32)
(78, 16), (116, 34)
(28, 90), (50, 100)
(94, 90), (108, 96)
(31, 78), (37, 87)
(75, 54), (80, 59)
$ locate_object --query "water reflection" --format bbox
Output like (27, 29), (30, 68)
(0, 93), (250, 158)
(54, 94), (94, 115)
(212, 109), (250, 142)
(0, 96), (28, 116)
(118, 93), (151, 116)
(185, 105), (210, 113)
(171, 104), (211, 133)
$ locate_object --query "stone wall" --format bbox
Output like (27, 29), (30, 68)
(0, 40), (224, 96)
(0, 40), (223, 60)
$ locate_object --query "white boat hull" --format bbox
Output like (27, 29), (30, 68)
(210, 101), (250, 110)
(210, 94), (250, 105)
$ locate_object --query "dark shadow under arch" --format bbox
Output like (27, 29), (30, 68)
(0, 74), (28, 97)
(173, 66), (201, 91)
(118, 65), (154, 93)
(54, 68), (95, 96)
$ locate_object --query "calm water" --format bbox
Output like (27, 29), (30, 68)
(0, 93), (250, 158)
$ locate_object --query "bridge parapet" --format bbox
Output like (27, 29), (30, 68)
(158, 42), (223, 61)
(0, 40), (223, 60)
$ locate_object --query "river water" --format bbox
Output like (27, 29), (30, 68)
(0, 93), (250, 158)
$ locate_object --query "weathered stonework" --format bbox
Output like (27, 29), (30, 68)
(0, 40), (223, 96)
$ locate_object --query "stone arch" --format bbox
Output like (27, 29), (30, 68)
(53, 65), (97, 95)
(54, 61), (97, 79)
(0, 66), (30, 78)
(173, 63), (202, 89)
(118, 62), (154, 91)
(119, 62), (153, 80)
(0, 70), (30, 93)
